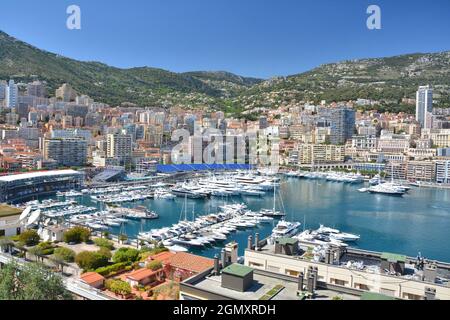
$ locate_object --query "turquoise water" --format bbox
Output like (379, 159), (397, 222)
(62, 178), (450, 262)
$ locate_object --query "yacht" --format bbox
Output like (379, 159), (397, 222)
(259, 209), (286, 218)
(271, 220), (301, 239)
(166, 245), (189, 253)
(112, 206), (159, 220)
(315, 225), (360, 242)
(171, 186), (208, 199)
(369, 174), (384, 186)
(368, 184), (405, 196)
(154, 188), (176, 200)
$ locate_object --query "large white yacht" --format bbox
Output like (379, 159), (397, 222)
(271, 220), (301, 239)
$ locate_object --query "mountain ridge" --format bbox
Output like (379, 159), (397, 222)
(1, 30), (449, 111)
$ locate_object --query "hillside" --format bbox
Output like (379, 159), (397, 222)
(0, 31), (259, 107)
(235, 52), (450, 114)
(1, 30), (449, 112)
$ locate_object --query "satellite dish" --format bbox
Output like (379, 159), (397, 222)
(27, 209), (41, 226)
(19, 207), (32, 222)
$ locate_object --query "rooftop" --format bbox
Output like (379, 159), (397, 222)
(188, 271), (359, 301)
(222, 264), (253, 278)
(165, 252), (214, 274)
(361, 292), (397, 300)
(0, 204), (22, 218)
(0, 170), (82, 183)
(276, 237), (299, 245)
(126, 268), (160, 281)
(80, 272), (105, 285)
(381, 252), (407, 263)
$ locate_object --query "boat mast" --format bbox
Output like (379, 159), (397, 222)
(273, 180), (276, 213)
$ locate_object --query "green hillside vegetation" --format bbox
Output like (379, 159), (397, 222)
(1, 30), (449, 112)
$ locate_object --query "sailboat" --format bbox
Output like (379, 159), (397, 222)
(259, 181), (286, 218)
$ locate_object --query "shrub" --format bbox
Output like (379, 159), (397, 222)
(95, 262), (129, 276)
(75, 250), (110, 271)
(53, 247), (76, 263)
(147, 260), (163, 271)
(19, 230), (40, 246)
(94, 238), (114, 250)
(37, 242), (57, 255)
(105, 279), (132, 296)
(63, 227), (91, 244)
(112, 248), (140, 264)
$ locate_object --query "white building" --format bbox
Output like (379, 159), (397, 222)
(436, 160), (450, 184)
(106, 133), (132, 165)
(5, 80), (18, 109)
(416, 85), (433, 129)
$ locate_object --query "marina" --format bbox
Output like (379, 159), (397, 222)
(14, 172), (450, 262)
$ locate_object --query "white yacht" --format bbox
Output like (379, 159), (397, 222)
(368, 184), (405, 196)
(271, 220), (301, 239)
(315, 225), (360, 242)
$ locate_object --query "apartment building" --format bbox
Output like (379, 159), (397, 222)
(43, 138), (87, 167)
(298, 144), (345, 165)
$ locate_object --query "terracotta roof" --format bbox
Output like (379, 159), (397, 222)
(126, 268), (159, 281)
(165, 252), (214, 273)
(150, 251), (176, 264)
(80, 272), (105, 285)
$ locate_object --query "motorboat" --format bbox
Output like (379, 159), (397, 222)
(271, 220), (301, 239)
(166, 245), (189, 252)
(315, 225), (360, 242)
(368, 184), (405, 196)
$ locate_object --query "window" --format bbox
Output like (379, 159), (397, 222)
(331, 278), (348, 286)
(354, 283), (370, 291)
(16, 228), (21, 235)
(286, 269), (300, 277)
(249, 262), (263, 268)
(0, 230), (5, 237)
(402, 292), (422, 300)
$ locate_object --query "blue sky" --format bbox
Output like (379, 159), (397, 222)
(0, 0), (449, 78)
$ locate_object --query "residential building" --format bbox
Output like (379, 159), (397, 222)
(106, 133), (133, 165)
(435, 160), (450, 184)
(416, 85), (433, 129)
(406, 161), (436, 182)
(298, 144), (345, 165)
(43, 138), (87, 167)
(5, 80), (18, 109)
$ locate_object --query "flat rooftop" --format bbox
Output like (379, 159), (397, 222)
(0, 204), (22, 218)
(259, 242), (450, 286)
(0, 170), (82, 183)
(189, 272), (359, 301)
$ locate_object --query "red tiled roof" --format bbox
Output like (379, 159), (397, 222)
(150, 251), (176, 264)
(165, 252), (214, 274)
(126, 268), (159, 281)
(80, 272), (105, 284)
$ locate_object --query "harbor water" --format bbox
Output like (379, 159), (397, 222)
(59, 177), (450, 262)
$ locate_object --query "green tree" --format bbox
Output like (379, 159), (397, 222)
(112, 248), (140, 264)
(0, 262), (72, 300)
(75, 249), (111, 271)
(147, 260), (163, 271)
(53, 247), (76, 263)
(63, 226), (91, 244)
(19, 230), (40, 246)
(105, 279), (132, 296)
(94, 238), (115, 250)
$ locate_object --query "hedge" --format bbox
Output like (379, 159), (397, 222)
(95, 262), (131, 277)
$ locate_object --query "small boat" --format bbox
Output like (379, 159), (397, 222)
(166, 245), (189, 252)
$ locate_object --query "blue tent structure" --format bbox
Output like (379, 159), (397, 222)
(156, 163), (252, 174)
